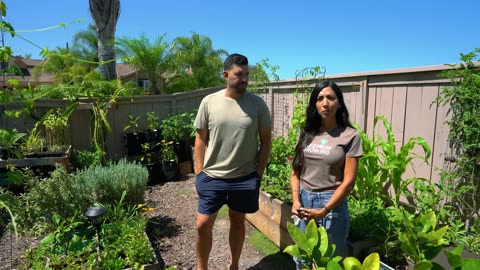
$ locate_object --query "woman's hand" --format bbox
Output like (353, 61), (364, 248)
(291, 201), (302, 216)
(298, 207), (328, 220)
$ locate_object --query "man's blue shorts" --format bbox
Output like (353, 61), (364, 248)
(196, 171), (261, 215)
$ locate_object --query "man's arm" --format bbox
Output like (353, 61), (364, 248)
(194, 128), (209, 174)
(256, 127), (272, 178)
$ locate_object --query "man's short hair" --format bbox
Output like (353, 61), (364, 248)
(224, 53), (248, 71)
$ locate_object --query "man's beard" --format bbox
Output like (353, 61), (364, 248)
(232, 82), (247, 94)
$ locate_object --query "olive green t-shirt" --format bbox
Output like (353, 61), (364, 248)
(194, 90), (272, 178)
(300, 126), (363, 191)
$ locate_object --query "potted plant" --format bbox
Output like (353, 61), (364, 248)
(40, 108), (72, 155)
(160, 139), (179, 181)
(160, 112), (196, 163)
(145, 112), (161, 145)
(283, 219), (381, 270)
(141, 142), (164, 185)
(123, 114), (146, 156)
(0, 128), (26, 160)
(19, 124), (46, 158)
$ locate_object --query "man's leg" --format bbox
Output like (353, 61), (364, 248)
(228, 208), (246, 270)
(196, 212), (218, 270)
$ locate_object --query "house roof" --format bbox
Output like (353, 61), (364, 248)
(0, 56), (141, 87)
(0, 56), (54, 87)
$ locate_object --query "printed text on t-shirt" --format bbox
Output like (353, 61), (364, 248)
(304, 143), (331, 155)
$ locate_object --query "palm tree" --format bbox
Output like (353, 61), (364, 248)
(33, 46), (97, 85)
(33, 47), (75, 84)
(172, 32), (227, 89)
(89, 0), (120, 81)
(71, 24), (99, 69)
(116, 33), (175, 95)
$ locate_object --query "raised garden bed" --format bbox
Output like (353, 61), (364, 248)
(246, 190), (294, 249)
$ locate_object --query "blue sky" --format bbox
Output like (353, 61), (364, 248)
(4, 0), (479, 80)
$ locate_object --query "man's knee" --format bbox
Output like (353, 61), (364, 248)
(228, 209), (246, 226)
(196, 213), (216, 233)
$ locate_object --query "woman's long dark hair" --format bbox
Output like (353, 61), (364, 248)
(292, 80), (352, 177)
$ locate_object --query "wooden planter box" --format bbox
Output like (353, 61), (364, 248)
(246, 190), (294, 249)
(0, 145), (71, 169)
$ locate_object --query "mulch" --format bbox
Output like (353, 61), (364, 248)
(0, 174), (295, 270)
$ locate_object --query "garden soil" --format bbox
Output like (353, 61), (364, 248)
(0, 173), (295, 270)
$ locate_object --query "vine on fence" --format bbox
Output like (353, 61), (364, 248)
(436, 48), (480, 231)
(262, 66), (326, 202)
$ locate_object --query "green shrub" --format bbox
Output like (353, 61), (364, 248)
(71, 149), (103, 170)
(11, 160), (148, 234)
(12, 166), (79, 234)
(160, 112), (196, 143)
(262, 163), (292, 202)
(74, 159), (148, 207)
(262, 89), (305, 202)
(348, 197), (398, 242)
(23, 209), (153, 269)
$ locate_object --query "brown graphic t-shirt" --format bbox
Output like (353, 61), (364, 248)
(300, 126), (363, 191)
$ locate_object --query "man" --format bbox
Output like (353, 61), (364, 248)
(194, 53), (272, 270)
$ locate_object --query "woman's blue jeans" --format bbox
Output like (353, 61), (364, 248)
(293, 188), (350, 270)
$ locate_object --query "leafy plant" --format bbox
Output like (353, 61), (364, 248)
(100, 191), (141, 224)
(0, 188), (18, 236)
(403, 174), (472, 249)
(123, 114), (141, 133)
(249, 58), (280, 94)
(262, 161), (292, 202)
(445, 244), (480, 270)
(70, 149), (102, 170)
(283, 219), (380, 270)
(140, 142), (159, 164)
(160, 112), (196, 143)
(19, 123), (45, 156)
(146, 111), (160, 130)
(465, 219), (480, 254)
(41, 108), (73, 148)
(0, 128), (26, 159)
(12, 166), (79, 234)
(436, 48), (480, 233)
(262, 88), (307, 202)
(348, 197), (398, 243)
(23, 205), (153, 269)
(160, 140), (178, 162)
(352, 116), (431, 208)
(397, 210), (448, 269)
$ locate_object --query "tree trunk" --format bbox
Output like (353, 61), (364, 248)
(89, 0), (120, 81)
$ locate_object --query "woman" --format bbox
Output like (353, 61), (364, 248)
(290, 80), (362, 267)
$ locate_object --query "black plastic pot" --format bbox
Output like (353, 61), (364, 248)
(0, 148), (8, 160)
(173, 141), (192, 162)
(145, 129), (162, 143)
(145, 162), (165, 185)
(161, 160), (180, 181)
(124, 132), (146, 156)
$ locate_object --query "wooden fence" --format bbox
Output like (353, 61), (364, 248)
(1, 64), (454, 183)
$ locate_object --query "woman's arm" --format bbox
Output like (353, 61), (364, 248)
(290, 169), (302, 216)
